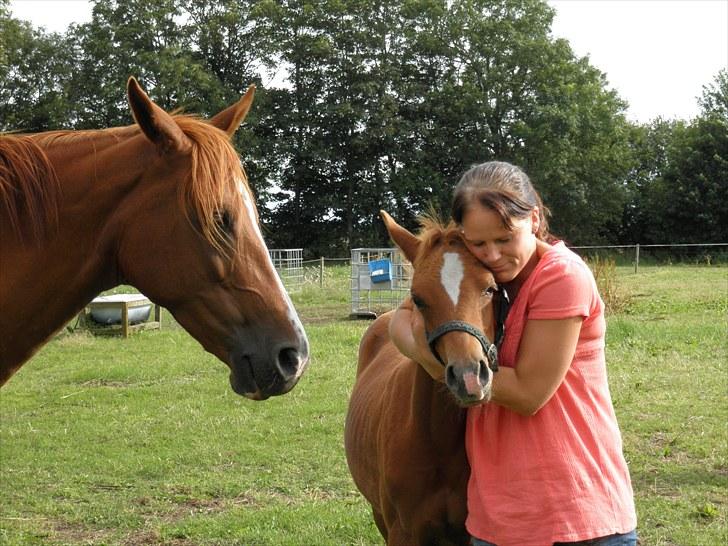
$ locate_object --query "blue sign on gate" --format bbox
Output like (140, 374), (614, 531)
(368, 259), (392, 283)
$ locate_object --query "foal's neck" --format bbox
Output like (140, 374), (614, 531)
(411, 361), (467, 449)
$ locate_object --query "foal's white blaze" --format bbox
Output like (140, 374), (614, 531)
(239, 181), (309, 371)
(441, 252), (464, 307)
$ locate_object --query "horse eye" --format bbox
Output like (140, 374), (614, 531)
(482, 286), (496, 297)
(412, 295), (427, 309)
(215, 210), (235, 233)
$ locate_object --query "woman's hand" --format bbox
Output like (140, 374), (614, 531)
(388, 297), (446, 381)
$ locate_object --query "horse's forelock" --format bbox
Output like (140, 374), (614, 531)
(173, 115), (249, 255)
(414, 216), (461, 264)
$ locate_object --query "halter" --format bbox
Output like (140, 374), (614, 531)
(425, 288), (510, 372)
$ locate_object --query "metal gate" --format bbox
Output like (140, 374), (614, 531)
(350, 248), (411, 318)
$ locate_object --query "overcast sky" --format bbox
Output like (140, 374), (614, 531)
(9, 0), (728, 123)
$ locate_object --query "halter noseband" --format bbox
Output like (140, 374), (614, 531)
(425, 288), (509, 373)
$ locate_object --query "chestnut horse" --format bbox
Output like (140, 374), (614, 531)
(0, 78), (309, 400)
(345, 211), (506, 546)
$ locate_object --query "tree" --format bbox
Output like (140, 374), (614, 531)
(3, 0), (654, 251)
(66, 0), (219, 129)
(624, 71), (727, 244)
(620, 118), (681, 243)
(0, 1), (75, 131)
(417, 0), (633, 244)
(644, 72), (727, 243)
(698, 68), (728, 122)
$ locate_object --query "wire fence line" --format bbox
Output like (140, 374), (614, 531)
(269, 243), (727, 317)
(270, 242), (727, 293)
(295, 242), (728, 274)
(567, 242), (728, 273)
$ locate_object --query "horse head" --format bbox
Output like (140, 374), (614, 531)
(382, 210), (500, 406)
(115, 78), (309, 400)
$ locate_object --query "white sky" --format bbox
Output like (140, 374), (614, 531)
(9, 0), (728, 123)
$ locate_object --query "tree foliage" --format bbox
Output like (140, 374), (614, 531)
(1, 0), (724, 255)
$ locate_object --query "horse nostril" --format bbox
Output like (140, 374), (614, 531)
(445, 364), (457, 388)
(479, 360), (491, 382)
(277, 347), (301, 380)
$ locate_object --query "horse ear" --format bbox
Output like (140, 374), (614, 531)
(209, 85), (256, 136)
(127, 77), (192, 154)
(380, 210), (420, 264)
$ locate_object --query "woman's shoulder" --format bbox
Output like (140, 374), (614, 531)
(529, 241), (596, 296)
(538, 241), (592, 278)
(526, 241), (600, 316)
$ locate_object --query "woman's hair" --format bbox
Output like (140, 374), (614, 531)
(451, 161), (554, 242)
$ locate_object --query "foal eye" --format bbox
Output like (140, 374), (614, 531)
(411, 295), (427, 309)
(482, 286), (496, 297)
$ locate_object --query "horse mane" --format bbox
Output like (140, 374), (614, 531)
(173, 115), (250, 256)
(31, 125), (139, 147)
(0, 134), (60, 242)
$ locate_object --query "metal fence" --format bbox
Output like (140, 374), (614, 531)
(349, 248), (411, 318)
(268, 248), (304, 292)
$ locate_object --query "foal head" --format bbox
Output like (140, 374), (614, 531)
(117, 78), (309, 400)
(382, 211), (500, 406)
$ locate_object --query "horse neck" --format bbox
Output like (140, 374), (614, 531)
(409, 360), (467, 451)
(0, 130), (159, 371)
(39, 129), (158, 278)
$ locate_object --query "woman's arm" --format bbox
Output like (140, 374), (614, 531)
(389, 300), (583, 414)
(388, 298), (446, 380)
(490, 316), (583, 416)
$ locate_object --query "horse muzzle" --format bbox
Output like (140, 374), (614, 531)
(445, 360), (493, 407)
(427, 319), (498, 406)
(229, 340), (309, 400)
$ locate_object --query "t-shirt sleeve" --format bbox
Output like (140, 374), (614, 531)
(527, 256), (595, 320)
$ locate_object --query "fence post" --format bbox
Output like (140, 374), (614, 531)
(320, 256), (325, 288)
(634, 244), (640, 274)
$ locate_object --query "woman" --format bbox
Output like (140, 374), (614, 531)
(389, 161), (637, 546)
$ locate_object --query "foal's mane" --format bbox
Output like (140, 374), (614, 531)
(0, 117), (250, 253)
(0, 134), (60, 242)
(415, 215), (463, 265)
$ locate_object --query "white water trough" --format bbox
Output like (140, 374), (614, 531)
(89, 294), (152, 325)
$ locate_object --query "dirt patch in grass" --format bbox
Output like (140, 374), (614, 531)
(46, 520), (111, 545)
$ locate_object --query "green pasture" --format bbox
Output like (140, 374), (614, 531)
(1, 265), (726, 545)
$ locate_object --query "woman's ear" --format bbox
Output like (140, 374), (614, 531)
(530, 207), (540, 235)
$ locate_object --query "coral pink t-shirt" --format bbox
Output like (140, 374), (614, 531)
(465, 242), (636, 546)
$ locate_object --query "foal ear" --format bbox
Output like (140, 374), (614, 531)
(209, 85), (256, 136)
(380, 210), (420, 264)
(127, 77), (192, 154)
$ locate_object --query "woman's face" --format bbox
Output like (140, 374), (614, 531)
(460, 203), (539, 285)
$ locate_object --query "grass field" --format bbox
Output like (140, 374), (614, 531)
(1, 265), (726, 545)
